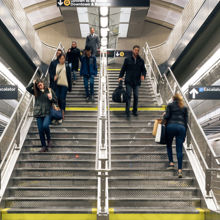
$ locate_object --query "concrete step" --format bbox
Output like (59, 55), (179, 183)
(11, 176), (97, 187)
(8, 186), (97, 198)
(109, 197), (201, 208)
(4, 197), (97, 209)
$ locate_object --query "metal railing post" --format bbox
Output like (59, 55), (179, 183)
(96, 50), (110, 220)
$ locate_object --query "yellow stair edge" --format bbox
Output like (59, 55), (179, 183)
(65, 107), (166, 112)
(1, 208), (205, 220)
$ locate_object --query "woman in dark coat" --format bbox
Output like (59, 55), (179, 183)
(26, 79), (57, 152)
(163, 93), (188, 178)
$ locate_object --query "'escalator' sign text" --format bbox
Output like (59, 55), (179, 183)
(188, 86), (220, 100)
(0, 85), (18, 99)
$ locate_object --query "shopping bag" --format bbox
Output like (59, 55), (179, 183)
(152, 119), (162, 136)
(155, 123), (167, 144)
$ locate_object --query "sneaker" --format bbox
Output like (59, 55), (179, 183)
(51, 120), (57, 125)
(167, 164), (175, 170)
(73, 81), (76, 85)
(178, 170), (183, 178)
(86, 96), (90, 102)
(91, 95), (95, 102)
(58, 119), (62, 124)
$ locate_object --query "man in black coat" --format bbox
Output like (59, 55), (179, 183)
(85, 27), (100, 56)
(119, 45), (147, 117)
(66, 41), (81, 84)
(49, 49), (62, 90)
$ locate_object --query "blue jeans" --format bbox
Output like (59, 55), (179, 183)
(69, 63), (77, 81)
(166, 124), (186, 170)
(36, 115), (51, 147)
(83, 75), (95, 97)
(126, 84), (139, 113)
(56, 85), (68, 110)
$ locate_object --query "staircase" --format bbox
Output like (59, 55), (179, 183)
(1, 72), (99, 213)
(107, 69), (202, 214)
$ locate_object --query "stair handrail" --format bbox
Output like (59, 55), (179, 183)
(96, 50), (110, 219)
(144, 42), (220, 211)
(0, 42), (64, 196)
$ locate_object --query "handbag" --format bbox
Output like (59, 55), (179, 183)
(50, 104), (62, 120)
(152, 119), (163, 136)
(48, 88), (62, 120)
(155, 123), (167, 144)
(112, 81), (127, 103)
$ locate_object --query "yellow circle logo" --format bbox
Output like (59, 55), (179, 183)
(120, 52), (125, 57)
(64, 0), (70, 6)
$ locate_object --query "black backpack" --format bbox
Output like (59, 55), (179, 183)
(112, 81), (127, 103)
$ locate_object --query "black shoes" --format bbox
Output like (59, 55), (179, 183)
(125, 111), (130, 118)
(132, 111), (138, 116)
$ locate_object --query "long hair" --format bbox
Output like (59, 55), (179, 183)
(173, 93), (184, 108)
(33, 78), (46, 97)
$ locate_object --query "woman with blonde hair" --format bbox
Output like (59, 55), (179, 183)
(163, 93), (188, 178)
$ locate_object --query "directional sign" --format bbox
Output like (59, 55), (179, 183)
(188, 86), (220, 100)
(57, 0), (150, 7)
(114, 50), (132, 58)
(0, 85), (18, 99)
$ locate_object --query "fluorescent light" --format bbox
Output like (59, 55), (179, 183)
(100, 28), (108, 37)
(79, 23), (90, 38)
(100, 7), (108, 16)
(100, 16), (108, 28)
(120, 8), (131, 23)
(182, 48), (220, 93)
(77, 7), (89, 23)
(119, 23), (129, 38)
(0, 62), (25, 93)
(101, 37), (108, 46)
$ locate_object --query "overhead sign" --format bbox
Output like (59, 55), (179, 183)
(0, 85), (18, 99)
(57, 0), (150, 7)
(188, 86), (220, 100)
(114, 50), (132, 58)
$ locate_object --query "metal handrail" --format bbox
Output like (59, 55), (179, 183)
(0, 67), (40, 172)
(0, 42), (65, 195)
(144, 41), (220, 210)
(96, 50), (110, 219)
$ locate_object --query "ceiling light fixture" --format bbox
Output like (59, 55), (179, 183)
(100, 16), (108, 28)
(100, 7), (108, 16)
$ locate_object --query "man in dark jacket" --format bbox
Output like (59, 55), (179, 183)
(80, 46), (98, 102)
(49, 49), (62, 90)
(66, 41), (81, 84)
(85, 27), (100, 56)
(119, 45), (147, 117)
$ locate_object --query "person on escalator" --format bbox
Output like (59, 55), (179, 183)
(163, 93), (188, 178)
(26, 79), (57, 152)
(80, 46), (98, 102)
(54, 54), (72, 122)
(66, 41), (82, 85)
(49, 49), (62, 91)
(119, 45), (147, 117)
